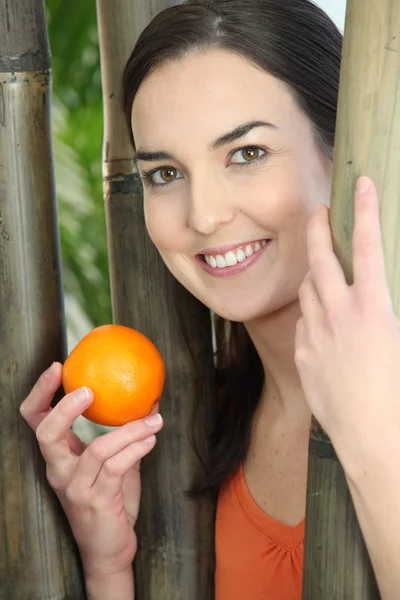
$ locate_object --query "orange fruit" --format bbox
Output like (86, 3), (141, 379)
(62, 324), (165, 426)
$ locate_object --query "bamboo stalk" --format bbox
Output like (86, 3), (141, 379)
(303, 0), (400, 596)
(0, 0), (85, 598)
(96, 1), (216, 598)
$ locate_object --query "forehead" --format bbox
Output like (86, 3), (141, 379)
(131, 49), (300, 149)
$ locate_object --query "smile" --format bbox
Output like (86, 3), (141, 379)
(196, 239), (272, 277)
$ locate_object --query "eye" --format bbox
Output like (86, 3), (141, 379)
(229, 146), (266, 164)
(142, 166), (183, 187)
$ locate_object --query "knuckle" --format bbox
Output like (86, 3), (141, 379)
(36, 423), (52, 446)
(45, 467), (64, 492)
(102, 458), (121, 477)
(19, 391), (38, 421)
(19, 400), (29, 420)
(88, 438), (107, 462)
(65, 484), (84, 506)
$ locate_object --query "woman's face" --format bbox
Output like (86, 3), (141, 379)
(131, 49), (333, 322)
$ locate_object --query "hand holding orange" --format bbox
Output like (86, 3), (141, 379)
(62, 324), (165, 426)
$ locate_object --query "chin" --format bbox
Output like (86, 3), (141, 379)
(212, 303), (269, 323)
(211, 292), (298, 323)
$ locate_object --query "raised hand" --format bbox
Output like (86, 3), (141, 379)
(294, 176), (399, 468)
(20, 361), (163, 578)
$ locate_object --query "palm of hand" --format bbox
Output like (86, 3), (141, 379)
(55, 440), (143, 575)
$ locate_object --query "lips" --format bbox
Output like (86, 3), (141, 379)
(201, 239), (269, 268)
(198, 238), (268, 257)
(196, 239), (272, 277)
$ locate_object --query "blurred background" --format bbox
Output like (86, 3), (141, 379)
(48, 0), (346, 353)
(47, 0), (111, 352)
(47, 0), (113, 440)
(319, 0), (346, 30)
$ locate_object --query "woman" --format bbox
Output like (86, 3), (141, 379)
(19, 1), (400, 599)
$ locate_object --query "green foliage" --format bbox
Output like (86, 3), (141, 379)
(46, 0), (112, 328)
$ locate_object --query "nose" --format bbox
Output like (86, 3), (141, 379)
(187, 174), (237, 235)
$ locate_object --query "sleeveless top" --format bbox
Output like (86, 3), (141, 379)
(215, 463), (304, 600)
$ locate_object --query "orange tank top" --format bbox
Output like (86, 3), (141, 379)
(215, 463), (304, 600)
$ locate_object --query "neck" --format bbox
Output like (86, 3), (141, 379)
(244, 298), (311, 426)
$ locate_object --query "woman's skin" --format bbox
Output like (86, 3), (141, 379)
(296, 180), (400, 599)
(19, 48), (400, 599)
(132, 49), (331, 526)
(20, 371), (163, 599)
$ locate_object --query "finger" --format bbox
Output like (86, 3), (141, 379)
(92, 436), (157, 502)
(352, 177), (391, 307)
(150, 401), (160, 415)
(20, 363), (87, 457)
(298, 270), (324, 325)
(20, 362), (63, 431)
(130, 401), (159, 470)
(35, 387), (94, 463)
(307, 203), (347, 308)
(71, 413), (163, 493)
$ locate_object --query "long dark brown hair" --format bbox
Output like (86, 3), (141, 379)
(122, 0), (343, 494)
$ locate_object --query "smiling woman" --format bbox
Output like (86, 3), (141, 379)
(18, 1), (346, 599)
(130, 49), (333, 324)
(121, 1), (341, 598)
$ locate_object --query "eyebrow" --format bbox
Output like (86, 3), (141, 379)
(134, 120), (278, 162)
(210, 120), (278, 150)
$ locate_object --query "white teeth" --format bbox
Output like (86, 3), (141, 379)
(236, 249), (246, 262)
(216, 255), (226, 268)
(225, 251), (238, 266)
(203, 239), (269, 269)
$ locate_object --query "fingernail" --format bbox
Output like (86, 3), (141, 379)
(143, 435), (156, 444)
(356, 176), (371, 194)
(145, 413), (162, 427)
(74, 387), (90, 404)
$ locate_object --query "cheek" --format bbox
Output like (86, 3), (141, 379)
(245, 167), (309, 235)
(276, 203), (309, 279)
(278, 208), (311, 301)
(144, 195), (187, 252)
(143, 203), (192, 289)
(277, 204), (308, 249)
(248, 172), (310, 278)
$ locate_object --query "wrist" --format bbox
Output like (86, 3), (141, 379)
(84, 565), (134, 600)
(332, 423), (400, 488)
(80, 544), (137, 582)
